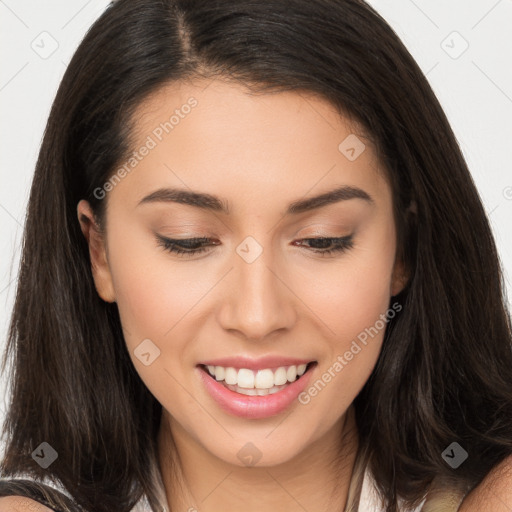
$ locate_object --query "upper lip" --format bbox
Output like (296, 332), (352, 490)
(197, 355), (316, 372)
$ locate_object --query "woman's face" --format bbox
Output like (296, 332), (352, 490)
(78, 78), (406, 468)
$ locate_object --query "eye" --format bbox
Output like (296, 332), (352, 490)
(156, 235), (217, 257)
(293, 235), (354, 256)
(155, 234), (354, 258)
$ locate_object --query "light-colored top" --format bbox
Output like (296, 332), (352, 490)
(8, 452), (468, 511)
(342, 441), (468, 512)
(356, 465), (467, 512)
(131, 452), (468, 512)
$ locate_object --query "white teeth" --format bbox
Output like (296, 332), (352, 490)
(224, 367), (238, 385)
(205, 363), (311, 389)
(237, 368), (255, 388)
(286, 366), (297, 382)
(274, 367), (288, 386)
(225, 382), (290, 396)
(214, 366), (225, 381)
(254, 369), (274, 389)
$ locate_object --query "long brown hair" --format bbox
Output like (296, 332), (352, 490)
(1, 1), (511, 511)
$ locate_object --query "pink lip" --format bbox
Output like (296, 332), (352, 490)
(197, 355), (315, 372)
(197, 362), (317, 419)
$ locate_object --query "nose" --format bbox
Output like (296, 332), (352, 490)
(217, 244), (297, 341)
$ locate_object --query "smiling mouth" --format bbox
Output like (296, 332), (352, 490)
(198, 361), (317, 397)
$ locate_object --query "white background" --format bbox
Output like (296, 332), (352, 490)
(1, 0), (511, 452)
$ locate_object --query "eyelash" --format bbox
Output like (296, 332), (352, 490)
(155, 234), (354, 258)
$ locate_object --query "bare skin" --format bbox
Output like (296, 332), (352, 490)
(77, 78), (409, 511)
(0, 496), (53, 511)
(458, 455), (512, 512)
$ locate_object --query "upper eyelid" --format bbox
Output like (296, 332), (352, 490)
(156, 223), (353, 238)
(157, 234), (354, 250)
(157, 234), (351, 242)
(156, 234), (354, 250)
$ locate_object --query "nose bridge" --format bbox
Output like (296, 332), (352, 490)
(218, 234), (295, 339)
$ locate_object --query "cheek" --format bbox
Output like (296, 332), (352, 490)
(105, 225), (185, 344)
(294, 217), (397, 342)
(293, 220), (396, 408)
(104, 227), (207, 413)
(104, 222), (225, 377)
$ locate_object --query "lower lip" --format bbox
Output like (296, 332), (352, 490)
(197, 363), (317, 419)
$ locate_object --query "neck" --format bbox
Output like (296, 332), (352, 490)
(157, 406), (359, 512)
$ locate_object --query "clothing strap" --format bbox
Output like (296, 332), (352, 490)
(343, 441), (367, 511)
(0, 479), (83, 512)
(342, 443), (468, 512)
(420, 477), (469, 512)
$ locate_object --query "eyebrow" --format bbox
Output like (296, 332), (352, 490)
(137, 185), (374, 215)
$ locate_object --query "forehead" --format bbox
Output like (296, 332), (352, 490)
(113, 78), (390, 213)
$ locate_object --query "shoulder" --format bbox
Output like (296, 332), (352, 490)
(0, 495), (54, 511)
(459, 454), (512, 512)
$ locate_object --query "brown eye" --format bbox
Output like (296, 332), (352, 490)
(156, 236), (218, 257)
(155, 235), (354, 259)
(293, 235), (354, 256)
